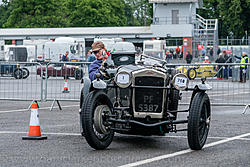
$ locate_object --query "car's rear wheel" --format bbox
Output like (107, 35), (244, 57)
(82, 90), (114, 150)
(187, 68), (197, 80)
(22, 68), (30, 79)
(41, 73), (49, 79)
(188, 92), (211, 150)
(74, 69), (83, 80)
(13, 69), (23, 79)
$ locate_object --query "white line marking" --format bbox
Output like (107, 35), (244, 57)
(1, 131), (250, 141)
(118, 132), (250, 167)
(0, 131), (81, 136)
(116, 134), (229, 140)
(0, 105), (79, 114)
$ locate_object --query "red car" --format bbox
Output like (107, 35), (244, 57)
(37, 64), (84, 80)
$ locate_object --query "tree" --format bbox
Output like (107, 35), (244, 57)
(65, 0), (127, 27)
(3, 0), (69, 28)
(0, 0), (11, 28)
(124, 0), (153, 26)
(199, 0), (250, 38)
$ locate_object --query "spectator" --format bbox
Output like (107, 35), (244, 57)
(234, 52), (249, 83)
(201, 48), (206, 57)
(215, 53), (225, 79)
(222, 50), (229, 79)
(62, 51), (69, 62)
(217, 47), (221, 56)
(88, 41), (109, 81)
(209, 47), (214, 61)
(165, 50), (171, 63)
(186, 51), (193, 64)
(176, 46), (181, 59)
(203, 56), (211, 63)
(209, 47), (213, 57)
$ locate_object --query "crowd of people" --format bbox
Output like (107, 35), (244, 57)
(84, 42), (249, 83)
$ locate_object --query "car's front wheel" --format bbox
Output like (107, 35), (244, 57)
(74, 69), (83, 80)
(188, 92), (211, 150)
(13, 69), (23, 79)
(82, 90), (114, 150)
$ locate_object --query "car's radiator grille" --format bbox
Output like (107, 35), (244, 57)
(134, 76), (164, 113)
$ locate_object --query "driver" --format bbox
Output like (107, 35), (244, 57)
(89, 41), (109, 81)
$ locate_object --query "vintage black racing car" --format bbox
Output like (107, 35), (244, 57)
(79, 51), (212, 151)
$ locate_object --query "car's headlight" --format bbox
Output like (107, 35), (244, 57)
(172, 73), (189, 90)
(115, 71), (131, 88)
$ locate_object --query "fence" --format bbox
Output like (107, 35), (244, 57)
(0, 62), (43, 101)
(0, 61), (250, 107)
(173, 63), (250, 106)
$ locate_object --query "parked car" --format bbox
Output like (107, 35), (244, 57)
(0, 63), (29, 79)
(79, 54), (212, 150)
(37, 64), (84, 80)
(177, 65), (217, 80)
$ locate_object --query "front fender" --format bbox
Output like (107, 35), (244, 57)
(189, 83), (211, 110)
(80, 77), (92, 104)
(196, 83), (212, 91)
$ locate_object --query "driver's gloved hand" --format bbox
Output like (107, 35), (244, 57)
(103, 62), (108, 68)
(99, 66), (106, 72)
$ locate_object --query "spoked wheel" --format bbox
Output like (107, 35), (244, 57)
(187, 68), (197, 80)
(22, 68), (30, 79)
(188, 92), (211, 150)
(82, 90), (114, 150)
(13, 69), (23, 79)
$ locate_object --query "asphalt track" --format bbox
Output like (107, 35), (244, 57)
(0, 100), (250, 167)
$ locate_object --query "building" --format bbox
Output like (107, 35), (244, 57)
(0, 0), (218, 56)
(150, 0), (203, 38)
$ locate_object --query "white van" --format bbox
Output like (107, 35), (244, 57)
(44, 37), (85, 62)
(23, 39), (50, 62)
(143, 40), (166, 65)
(4, 45), (36, 62)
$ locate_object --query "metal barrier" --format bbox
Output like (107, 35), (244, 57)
(0, 62), (43, 101)
(0, 61), (249, 107)
(173, 63), (250, 106)
(43, 62), (90, 101)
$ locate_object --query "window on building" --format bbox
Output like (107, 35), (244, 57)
(172, 10), (179, 24)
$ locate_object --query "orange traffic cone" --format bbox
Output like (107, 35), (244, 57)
(62, 79), (70, 93)
(22, 102), (47, 140)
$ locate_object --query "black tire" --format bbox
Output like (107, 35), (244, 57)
(22, 68), (30, 79)
(64, 76), (69, 80)
(79, 88), (85, 136)
(13, 69), (23, 79)
(41, 74), (49, 79)
(168, 89), (180, 119)
(74, 69), (83, 80)
(80, 88), (84, 109)
(82, 90), (114, 150)
(187, 68), (197, 80)
(188, 92), (211, 150)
